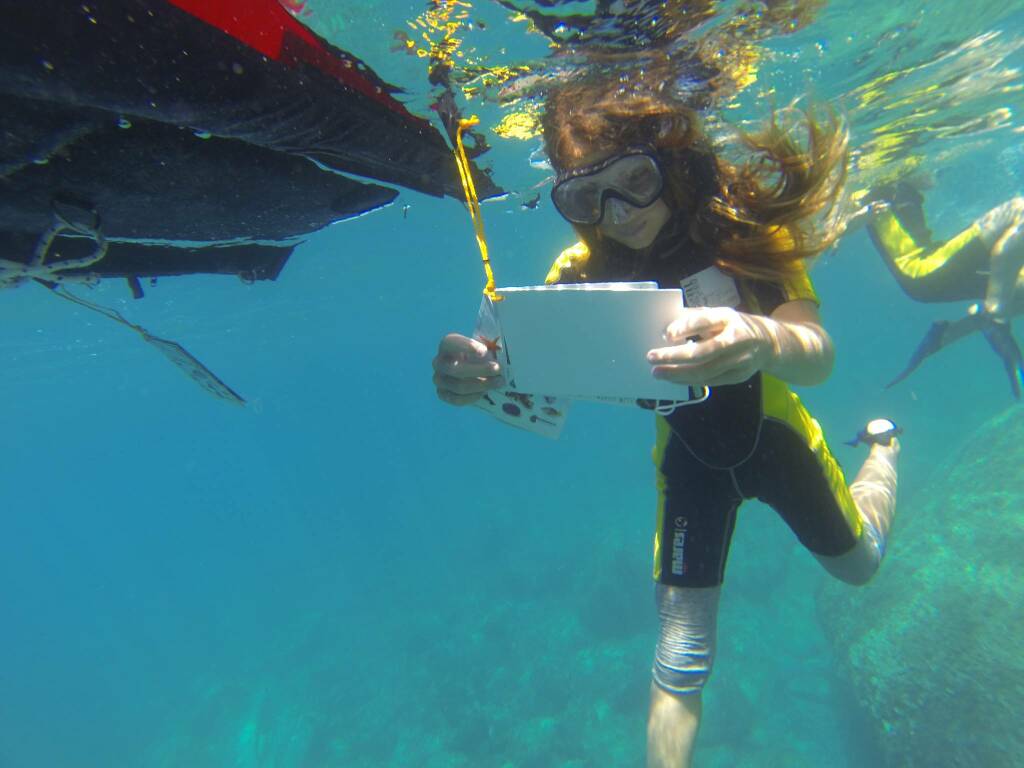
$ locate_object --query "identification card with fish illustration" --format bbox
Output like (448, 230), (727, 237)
(472, 295), (569, 438)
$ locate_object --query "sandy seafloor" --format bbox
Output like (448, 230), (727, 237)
(2, 1), (1023, 766)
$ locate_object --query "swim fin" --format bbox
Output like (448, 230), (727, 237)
(980, 318), (1024, 400)
(886, 320), (949, 389)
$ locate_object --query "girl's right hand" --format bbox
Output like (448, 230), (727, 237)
(432, 333), (505, 406)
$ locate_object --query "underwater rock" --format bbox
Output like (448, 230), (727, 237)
(818, 406), (1024, 768)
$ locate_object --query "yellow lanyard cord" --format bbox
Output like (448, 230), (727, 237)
(454, 116), (501, 302)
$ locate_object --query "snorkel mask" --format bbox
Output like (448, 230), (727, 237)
(551, 148), (664, 226)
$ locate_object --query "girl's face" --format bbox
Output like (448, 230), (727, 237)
(554, 149), (672, 249)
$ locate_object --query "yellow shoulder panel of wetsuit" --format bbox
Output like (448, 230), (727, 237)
(765, 227), (821, 306)
(544, 241), (591, 284)
(766, 225), (796, 252)
(740, 261), (820, 315)
(779, 261), (820, 306)
(872, 210), (983, 280)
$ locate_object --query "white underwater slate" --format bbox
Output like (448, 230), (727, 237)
(471, 282), (706, 438)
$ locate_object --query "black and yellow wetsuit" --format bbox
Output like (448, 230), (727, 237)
(866, 184), (990, 303)
(867, 186), (1024, 397)
(546, 237), (861, 588)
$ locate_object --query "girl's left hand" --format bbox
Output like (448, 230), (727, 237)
(647, 306), (773, 387)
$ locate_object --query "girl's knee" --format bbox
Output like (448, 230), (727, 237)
(814, 532), (881, 585)
(652, 585), (721, 694)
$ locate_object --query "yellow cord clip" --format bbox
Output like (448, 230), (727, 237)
(454, 116), (501, 302)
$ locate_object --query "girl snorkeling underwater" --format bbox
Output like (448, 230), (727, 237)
(432, 75), (902, 767)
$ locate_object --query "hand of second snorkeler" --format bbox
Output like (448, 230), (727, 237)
(432, 333), (505, 406)
(647, 302), (834, 387)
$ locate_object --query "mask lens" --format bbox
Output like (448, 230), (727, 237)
(610, 154), (661, 205)
(552, 176), (603, 224)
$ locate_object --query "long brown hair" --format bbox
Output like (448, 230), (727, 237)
(541, 76), (848, 282)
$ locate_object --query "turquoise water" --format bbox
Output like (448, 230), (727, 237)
(2, 1), (1023, 766)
